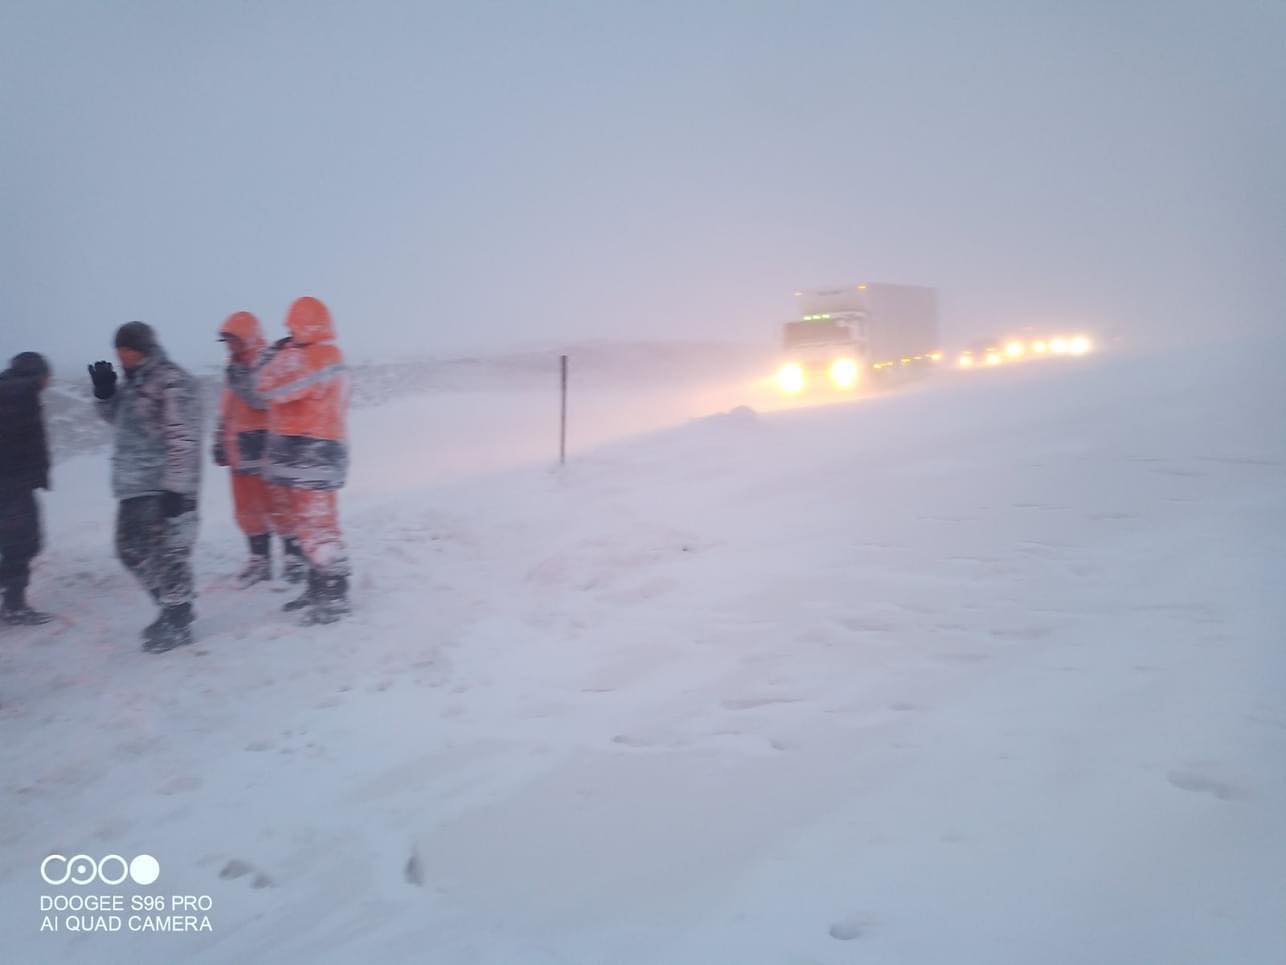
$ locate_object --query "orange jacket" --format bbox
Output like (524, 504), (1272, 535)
(213, 312), (270, 473)
(256, 297), (349, 442)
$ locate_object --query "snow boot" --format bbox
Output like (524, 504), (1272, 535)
(142, 604), (194, 653)
(301, 575), (350, 626)
(236, 534), (272, 587)
(281, 538), (307, 584)
(1, 588), (53, 626)
(282, 570), (321, 612)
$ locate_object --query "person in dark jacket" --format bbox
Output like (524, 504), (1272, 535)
(89, 322), (203, 652)
(0, 352), (54, 625)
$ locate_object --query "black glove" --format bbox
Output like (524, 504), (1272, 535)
(212, 440), (229, 467)
(160, 490), (194, 518)
(88, 360), (117, 399)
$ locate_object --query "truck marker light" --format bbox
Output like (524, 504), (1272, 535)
(1033, 341), (1049, 353)
(1050, 338), (1069, 354)
(1006, 341), (1025, 358)
(1070, 336), (1091, 355)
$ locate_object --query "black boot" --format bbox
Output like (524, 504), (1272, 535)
(281, 538), (306, 584)
(236, 534), (272, 587)
(1, 586), (53, 626)
(282, 569), (321, 611)
(301, 574), (351, 626)
(142, 603), (194, 653)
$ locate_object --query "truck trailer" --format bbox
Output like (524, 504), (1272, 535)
(776, 283), (942, 394)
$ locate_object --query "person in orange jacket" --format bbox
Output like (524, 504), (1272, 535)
(256, 296), (351, 623)
(211, 311), (307, 586)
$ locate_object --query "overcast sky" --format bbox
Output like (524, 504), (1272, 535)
(2, 0), (1283, 370)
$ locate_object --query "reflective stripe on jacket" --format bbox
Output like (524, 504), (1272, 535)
(256, 297), (350, 490)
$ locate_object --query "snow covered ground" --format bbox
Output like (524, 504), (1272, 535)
(1, 336), (1283, 964)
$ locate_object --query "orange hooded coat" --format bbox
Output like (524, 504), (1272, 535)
(213, 311), (270, 475)
(256, 297), (350, 491)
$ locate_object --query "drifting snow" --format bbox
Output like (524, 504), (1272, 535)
(1, 339), (1283, 964)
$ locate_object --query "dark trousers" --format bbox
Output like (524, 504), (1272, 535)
(0, 487), (41, 607)
(116, 495), (198, 608)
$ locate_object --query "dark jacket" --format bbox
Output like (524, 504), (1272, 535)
(0, 370), (50, 491)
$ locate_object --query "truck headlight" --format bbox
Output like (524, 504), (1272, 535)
(777, 362), (805, 394)
(829, 357), (859, 389)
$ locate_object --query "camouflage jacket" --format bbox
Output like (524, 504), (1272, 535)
(96, 350), (203, 500)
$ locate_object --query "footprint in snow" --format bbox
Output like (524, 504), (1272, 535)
(1167, 770), (1245, 801)
(156, 774), (202, 796)
(828, 914), (876, 940)
(722, 696), (802, 711)
(612, 732), (686, 750)
(218, 858), (274, 888)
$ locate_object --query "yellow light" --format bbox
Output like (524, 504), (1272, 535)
(1033, 341), (1048, 354)
(830, 357), (859, 389)
(958, 354), (974, 368)
(1069, 335), (1091, 355)
(1005, 341), (1025, 358)
(776, 362), (805, 394)
(1050, 337), (1069, 355)
(985, 352), (1002, 366)
(930, 351), (943, 361)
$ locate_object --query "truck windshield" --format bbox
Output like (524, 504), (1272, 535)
(783, 321), (853, 349)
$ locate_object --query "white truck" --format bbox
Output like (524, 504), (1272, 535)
(776, 282), (942, 393)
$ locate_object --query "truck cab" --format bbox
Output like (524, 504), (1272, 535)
(775, 283), (940, 394)
(776, 316), (861, 393)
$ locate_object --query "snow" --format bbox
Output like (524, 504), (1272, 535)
(1, 337), (1283, 964)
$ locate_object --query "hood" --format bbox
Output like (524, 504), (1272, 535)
(9, 351), (50, 379)
(285, 297), (335, 345)
(0, 369), (44, 401)
(219, 311), (267, 359)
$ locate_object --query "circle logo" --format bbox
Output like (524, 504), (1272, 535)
(41, 854), (161, 886)
(129, 855), (160, 885)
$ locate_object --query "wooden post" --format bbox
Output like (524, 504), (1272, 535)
(559, 354), (568, 465)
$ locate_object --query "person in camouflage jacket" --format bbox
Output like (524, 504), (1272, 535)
(90, 321), (203, 652)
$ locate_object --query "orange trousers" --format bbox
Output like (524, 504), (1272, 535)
(266, 482), (295, 539)
(278, 487), (348, 577)
(230, 473), (273, 537)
